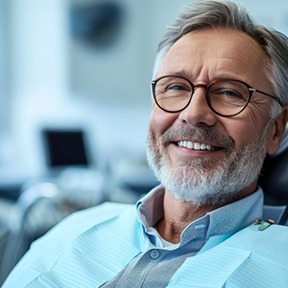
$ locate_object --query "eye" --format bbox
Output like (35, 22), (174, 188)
(209, 81), (249, 102)
(154, 76), (192, 97)
(217, 89), (243, 99)
(166, 83), (190, 91)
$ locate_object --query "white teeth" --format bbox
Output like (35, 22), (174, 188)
(194, 143), (201, 150)
(200, 143), (206, 150)
(187, 141), (193, 149)
(178, 141), (214, 151)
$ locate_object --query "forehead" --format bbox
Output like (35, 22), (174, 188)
(157, 28), (269, 84)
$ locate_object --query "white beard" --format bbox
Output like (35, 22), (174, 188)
(146, 124), (270, 206)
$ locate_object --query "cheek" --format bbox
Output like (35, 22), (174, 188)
(221, 113), (269, 149)
(242, 99), (272, 130)
(149, 106), (178, 136)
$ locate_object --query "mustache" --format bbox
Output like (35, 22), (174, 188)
(161, 125), (235, 149)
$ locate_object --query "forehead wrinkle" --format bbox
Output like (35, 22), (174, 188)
(161, 59), (246, 84)
(159, 50), (257, 84)
(166, 69), (196, 80)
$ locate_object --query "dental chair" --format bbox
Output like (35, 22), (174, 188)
(259, 125), (288, 225)
(259, 127), (288, 205)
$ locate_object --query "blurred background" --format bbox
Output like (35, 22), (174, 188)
(0, 0), (288, 283)
(0, 0), (287, 202)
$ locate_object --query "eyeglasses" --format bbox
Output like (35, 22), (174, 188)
(151, 75), (283, 117)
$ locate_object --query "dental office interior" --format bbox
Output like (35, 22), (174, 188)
(0, 0), (288, 284)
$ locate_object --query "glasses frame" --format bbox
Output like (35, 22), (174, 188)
(151, 75), (284, 117)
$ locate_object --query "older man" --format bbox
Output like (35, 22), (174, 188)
(3, 1), (288, 287)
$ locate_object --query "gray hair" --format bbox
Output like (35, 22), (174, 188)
(153, 0), (288, 117)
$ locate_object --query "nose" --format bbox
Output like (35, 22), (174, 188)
(178, 86), (217, 126)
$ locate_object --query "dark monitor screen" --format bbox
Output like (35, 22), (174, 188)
(42, 129), (90, 168)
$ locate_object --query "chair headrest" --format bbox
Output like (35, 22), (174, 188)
(259, 124), (288, 204)
(273, 124), (288, 156)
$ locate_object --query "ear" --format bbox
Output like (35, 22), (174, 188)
(267, 106), (288, 156)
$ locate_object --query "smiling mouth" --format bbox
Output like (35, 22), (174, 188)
(177, 140), (222, 151)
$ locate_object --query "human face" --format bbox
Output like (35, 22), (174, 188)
(147, 28), (280, 205)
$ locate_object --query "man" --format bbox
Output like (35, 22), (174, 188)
(3, 1), (288, 287)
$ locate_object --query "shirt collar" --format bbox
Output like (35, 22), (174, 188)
(136, 185), (164, 229)
(136, 185), (264, 246)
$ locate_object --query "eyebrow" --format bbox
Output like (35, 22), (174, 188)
(159, 70), (247, 83)
(163, 70), (194, 79)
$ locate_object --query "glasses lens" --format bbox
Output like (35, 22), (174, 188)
(154, 76), (192, 112)
(207, 80), (250, 116)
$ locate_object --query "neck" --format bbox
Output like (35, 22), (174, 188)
(156, 183), (258, 244)
(156, 190), (216, 244)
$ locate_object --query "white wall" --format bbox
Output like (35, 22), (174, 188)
(0, 1), (8, 133)
(0, 0), (70, 180)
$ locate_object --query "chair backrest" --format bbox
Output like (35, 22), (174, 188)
(258, 126), (288, 205)
(263, 205), (288, 225)
(0, 181), (65, 285)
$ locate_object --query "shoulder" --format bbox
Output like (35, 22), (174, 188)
(166, 224), (288, 288)
(226, 223), (288, 261)
(58, 201), (135, 227)
(2, 203), (140, 287)
(236, 222), (288, 238)
(231, 223), (288, 242)
(32, 202), (136, 249)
